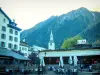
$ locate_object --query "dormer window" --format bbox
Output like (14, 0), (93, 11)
(3, 19), (6, 23)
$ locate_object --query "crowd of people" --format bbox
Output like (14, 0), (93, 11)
(48, 66), (78, 75)
(4, 63), (100, 75)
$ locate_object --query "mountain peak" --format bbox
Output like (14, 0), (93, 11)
(20, 7), (100, 48)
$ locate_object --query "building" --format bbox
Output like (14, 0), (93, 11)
(48, 30), (55, 50)
(32, 45), (47, 51)
(0, 47), (30, 74)
(20, 39), (31, 57)
(0, 8), (21, 51)
(39, 47), (100, 67)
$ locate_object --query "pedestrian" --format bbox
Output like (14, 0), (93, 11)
(5, 68), (9, 75)
(80, 64), (83, 71)
(65, 68), (68, 75)
(73, 67), (77, 75)
(89, 65), (92, 72)
(68, 69), (71, 75)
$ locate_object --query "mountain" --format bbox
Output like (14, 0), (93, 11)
(20, 7), (100, 49)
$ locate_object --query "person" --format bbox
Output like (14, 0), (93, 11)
(65, 68), (68, 75)
(68, 69), (71, 75)
(73, 67), (77, 75)
(80, 64), (83, 71)
(21, 68), (24, 74)
(9, 69), (13, 75)
(61, 68), (65, 75)
(89, 65), (92, 72)
(5, 68), (9, 75)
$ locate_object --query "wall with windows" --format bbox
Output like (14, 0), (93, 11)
(0, 10), (20, 51)
(0, 11), (9, 48)
(20, 45), (29, 57)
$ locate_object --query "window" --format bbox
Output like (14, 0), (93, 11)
(1, 42), (5, 48)
(3, 19), (6, 23)
(15, 31), (18, 35)
(14, 44), (18, 49)
(8, 43), (13, 49)
(19, 47), (21, 50)
(9, 29), (13, 34)
(14, 37), (18, 42)
(1, 34), (6, 39)
(22, 47), (24, 50)
(24, 48), (26, 50)
(50, 42), (52, 45)
(2, 26), (6, 31)
(9, 36), (13, 41)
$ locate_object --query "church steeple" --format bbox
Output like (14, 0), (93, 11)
(50, 30), (53, 41)
(48, 30), (55, 50)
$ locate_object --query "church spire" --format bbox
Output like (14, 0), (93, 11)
(48, 30), (55, 50)
(50, 30), (53, 41)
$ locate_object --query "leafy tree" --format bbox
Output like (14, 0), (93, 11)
(61, 35), (83, 49)
(93, 39), (100, 46)
(28, 52), (40, 64)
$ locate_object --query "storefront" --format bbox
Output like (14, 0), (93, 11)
(39, 48), (100, 67)
(0, 47), (30, 74)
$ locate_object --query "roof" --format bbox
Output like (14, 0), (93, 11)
(20, 41), (29, 47)
(8, 24), (22, 31)
(40, 47), (100, 52)
(0, 7), (11, 22)
(0, 47), (30, 60)
(0, 8), (22, 31)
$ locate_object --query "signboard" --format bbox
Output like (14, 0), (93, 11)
(77, 39), (86, 44)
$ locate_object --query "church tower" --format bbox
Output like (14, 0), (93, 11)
(48, 30), (55, 50)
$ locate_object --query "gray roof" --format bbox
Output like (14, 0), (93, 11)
(0, 47), (30, 60)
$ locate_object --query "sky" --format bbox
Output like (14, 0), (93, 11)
(0, 0), (100, 30)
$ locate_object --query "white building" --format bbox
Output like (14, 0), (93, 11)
(32, 45), (46, 51)
(48, 30), (55, 50)
(0, 8), (21, 51)
(77, 39), (87, 44)
(20, 39), (31, 57)
(39, 48), (100, 67)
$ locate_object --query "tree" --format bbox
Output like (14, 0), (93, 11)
(61, 35), (83, 49)
(28, 52), (39, 64)
(93, 39), (100, 46)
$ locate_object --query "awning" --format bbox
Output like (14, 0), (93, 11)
(0, 47), (30, 60)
